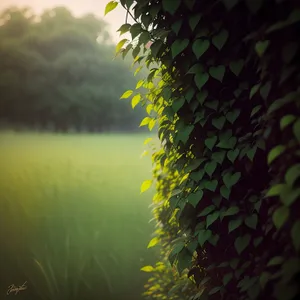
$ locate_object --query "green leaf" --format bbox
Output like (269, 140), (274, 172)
(268, 91), (298, 115)
(227, 149), (240, 163)
(245, 0), (263, 13)
(260, 81), (272, 100)
(223, 172), (241, 188)
(226, 109), (240, 124)
(280, 115), (296, 130)
(177, 125), (194, 144)
(162, 0), (181, 15)
(250, 83), (261, 99)
(228, 218), (243, 233)
(189, 13), (201, 31)
(204, 161), (217, 177)
(105, 1), (118, 15)
(251, 105), (262, 117)
(267, 256), (284, 267)
(186, 158), (207, 172)
(140, 265), (154, 272)
(272, 206), (289, 229)
(187, 63), (204, 74)
(171, 39), (189, 58)
(204, 180), (218, 192)
(266, 184), (285, 197)
(291, 220), (300, 251)
(196, 90), (208, 105)
(192, 39), (210, 59)
(130, 23), (142, 39)
(285, 164), (300, 187)
(247, 146), (257, 161)
(141, 180), (152, 193)
(198, 230), (212, 246)
(224, 206), (239, 217)
(194, 73), (209, 90)
(267, 145), (286, 165)
(205, 100), (219, 110)
(220, 185), (231, 199)
(147, 237), (159, 248)
(259, 272), (271, 289)
(117, 23), (131, 35)
(209, 65), (226, 82)
(235, 234), (251, 254)
(212, 116), (226, 130)
(140, 117), (151, 127)
(212, 151), (226, 164)
(208, 234), (220, 246)
(116, 38), (128, 53)
(205, 136), (217, 151)
(293, 119), (300, 142)
(188, 190), (204, 207)
(223, 273), (233, 286)
(120, 90), (133, 99)
(172, 97), (185, 113)
(212, 29), (229, 50)
(171, 19), (183, 35)
(245, 214), (258, 229)
(132, 94), (141, 109)
(207, 212), (220, 227)
(190, 170), (205, 181)
(253, 237), (263, 247)
(255, 40), (270, 57)
(150, 40), (164, 58)
(229, 59), (244, 76)
(198, 205), (215, 217)
(148, 119), (156, 131)
(217, 136), (237, 149)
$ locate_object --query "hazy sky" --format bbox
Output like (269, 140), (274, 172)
(0, 0), (127, 42)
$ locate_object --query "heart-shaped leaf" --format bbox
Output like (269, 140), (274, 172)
(162, 0), (181, 15)
(171, 19), (183, 35)
(229, 59), (244, 76)
(227, 149), (240, 163)
(223, 172), (241, 188)
(209, 65), (226, 82)
(220, 185), (231, 199)
(205, 180), (218, 192)
(188, 190), (204, 207)
(226, 109), (240, 124)
(212, 151), (226, 164)
(198, 205), (215, 217)
(196, 90), (208, 105)
(235, 234), (251, 254)
(212, 29), (229, 50)
(255, 40), (270, 57)
(204, 161), (217, 177)
(207, 212), (220, 227)
(205, 100), (219, 110)
(172, 97), (185, 113)
(273, 206), (289, 229)
(217, 136), (237, 149)
(205, 136), (217, 150)
(189, 13), (202, 31)
(228, 218), (243, 233)
(245, 214), (258, 229)
(192, 39), (210, 59)
(198, 229), (212, 246)
(212, 116), (226, 129)
(194, 73), (209, 90)
(171, 39), (189, 58)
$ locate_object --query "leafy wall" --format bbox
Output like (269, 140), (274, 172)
(106, 0), (300, 299)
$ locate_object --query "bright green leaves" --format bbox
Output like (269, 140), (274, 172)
(116, 38), (128, 53)
(104, 1), (118, 15)
(189, 13), (202, 31)
(267, 145), (286, 165)
(209, 65), (226, 82)
(140, 117), (151, 127)
(194, 73), (209, 90)
(162, 0), (180, 15)
(141, 179), (152, 193)
(229, 59), (244, 76)
(235, 234), (251, 254)
(273, 206), (289, 229)
(171, 39), (189, 58)
(140, 265), (154, 272)
(280, 115), (296, 130)
(198, 229), (212, 246)
(192, 39), (210, 59)
(120, 90), (133, 99)
(212, 29), (229, 50)
(132, 94), (141, 109)
(255, 40), (270, 57)
(147, 237), (159, 248)
(187, 190), (204, 207)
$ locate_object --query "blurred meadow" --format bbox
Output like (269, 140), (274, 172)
(0, 132), (157, 300)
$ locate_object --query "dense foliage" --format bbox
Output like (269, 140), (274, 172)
(107, 0), (300, 299)
(0, 6), (146, 132)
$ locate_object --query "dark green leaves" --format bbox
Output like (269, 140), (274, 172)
(245, 214), (258, 229)
(204, 161), (217, 177)
(187, 190), (204, 207)
(229, 218), (243, 233)
(209, 65), (226, 82)
(255, 40), (270, 57)
(198, 229), (212, 246)
(205, 136), (218, 150)
(171, 39), (189, 58)
(162, 0), (181, 15)
(273, 206), (289, 229)
(194, 73), (209, 90)
(192, 39), (210, 59)
(223, 172), (241, 188)
(235, 234), (251, 254)
(212, 116), (226, 129)
(212, 29), (229, 50)
(229, 59), (244, 76)
(189, 13), (202, 31)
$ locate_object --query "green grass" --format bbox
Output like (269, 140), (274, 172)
(0, 131), (158, 300)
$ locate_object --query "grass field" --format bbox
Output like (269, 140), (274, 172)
(0, 131), (158, 300)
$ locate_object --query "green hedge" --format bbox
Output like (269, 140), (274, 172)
(106, 0), (300, 299)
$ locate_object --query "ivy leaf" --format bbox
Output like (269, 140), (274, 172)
(205, 136), (217, 150)
(223, 172), (241, 188)
(130, 23), (142, 39)
(198, 230), (212, 246)
(205, 100), (219, 110)
(105, 1), (118, 15)
(212, 29), (229, 50)
(226, 109), (240, 124)
(212, 116), (226, 130)
(188, 190), (204, 208)
(223, 206), (239, 217)
(253, 237), (263, 247)
(223, 273), (233, 286)
(212, 151), (226, 164)
(227, 149), (240, 163)
(177, 125), (194, 144)
(250, 83), (261, 99)
(192, 39), (210, 59)
(204, 161), (217, 177)
(187, 63), (204, 74)
(273, 206), (289, 229)
(228, 218), (243, 233)
(150, 40), (164, 58)
(247, 146), (257, 162)
(190, 170), (205, 181)
(120, 90), (133, 99)
(195, 73), (209, 90)
(255, 40), (270, 57)
(229, 59), (244, 76)
(209, 65), (226, 82)
(267, 145), (286, 165)
(280, 115), (296, 130)
(217, 136), (237, 149)
(171, 19), (183, 35)
(141, 180), (152, 193)
(291, 220), (300, 251)
(198, 205), (215, 217)
(204, 180), (218, 192)
(208, 234), (220, 246)
(147, 237), (159, 248)
(220, 185), (231, 199)
(235, 234), (251, 254)
(171, 39), (189, 58)
(189, 13), (202, 31)
(172, 97), (185, 113)
(162, 0), (181, 15)
(196, 90), (208, 105)
(245, 214), (258, 229)
(207, 212), (220, 227)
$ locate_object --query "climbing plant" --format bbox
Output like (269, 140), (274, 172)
(106, 0), (300, 299)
